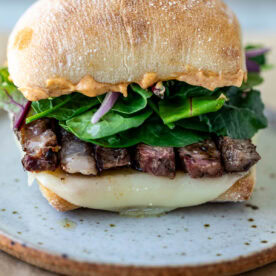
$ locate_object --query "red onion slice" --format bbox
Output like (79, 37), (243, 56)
(4, 89), (24, 109)
(14, 101), (32, 130)
(246, 58), (261, 73)
(246, 48), (270, 58)
(91, 92), (120, 124)
(4, 89), (31, 130)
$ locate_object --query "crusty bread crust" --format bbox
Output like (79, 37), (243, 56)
(38, 169), (255, 212)
(39, 184), (79, 212)
(8, 0), (246, 101)
(215, 168), (256, 202)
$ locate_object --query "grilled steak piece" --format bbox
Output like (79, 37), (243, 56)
(135, 144), (176, 179)
(95, 146), (131, 171)
(22, 153), (58, 172)
(18, 119), (59, 172)
(217, 137), (261, 172)
(60, 129), (98, 175)
(178, 140), (224, 178)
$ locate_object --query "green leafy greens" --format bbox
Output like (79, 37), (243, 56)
(0, 45), (269, 148)
(66, 108), (153, 140)
(159, 95), (226, 124)
(199, 88), (267, 139)
(0, 67), (27, 115)
(26, 93), (99, 123)
(106, 84), (152, 114)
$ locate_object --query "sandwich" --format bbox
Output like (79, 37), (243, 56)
(0, 0), (270, 215)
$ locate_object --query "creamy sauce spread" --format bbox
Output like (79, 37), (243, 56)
(19, 69), (247, 101)
(20, 76), (129, 101)
(138, 72), (159, 89)
(31, 169), (248, 211)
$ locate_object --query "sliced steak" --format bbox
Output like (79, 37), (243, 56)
(178, 140), (224, 178)
(217, 137), (261, 172)
(60, 129), (98, 175)
(18, 119), (59, 172)
(22, 153), (58, 172)
(95, 146), (131, 171)
(135, 144), (175, 179)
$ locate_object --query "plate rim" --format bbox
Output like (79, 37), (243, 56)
(1, 232), (276, 276)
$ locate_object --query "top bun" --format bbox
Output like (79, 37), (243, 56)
(7, 0), (246, 101)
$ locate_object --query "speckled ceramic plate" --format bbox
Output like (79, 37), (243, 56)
(0, 109), (276, 276)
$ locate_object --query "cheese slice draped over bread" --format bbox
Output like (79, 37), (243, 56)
(31, 169), (248, 212)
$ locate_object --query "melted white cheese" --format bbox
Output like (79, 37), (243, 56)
(32, 169), (247, 211)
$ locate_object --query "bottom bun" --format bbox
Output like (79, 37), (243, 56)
(33, 168), (255, 213)
(39, 184), (79, 212)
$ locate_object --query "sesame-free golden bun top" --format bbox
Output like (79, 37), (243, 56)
(7, 0), (247, 101)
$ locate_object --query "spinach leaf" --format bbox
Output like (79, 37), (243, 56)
(61, 115), (207, 148)
(27, 93), (99, 123)
(241, 73), (264, 90)
(157, 80), (224, 124)
(163, 80), (218, 99)
(163, 81), (204, 99)
(147, 98), (175, 129)
(0, 67), (27, 115)
(200, 89), (267, 139)
(27, 95), (71, 123)
(98, 84), (152, 114)
(136, 116), (208, 147)
(159, 95), (225, 124)
(65, 108), (152, 140)
(176, 117), (210, 132)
